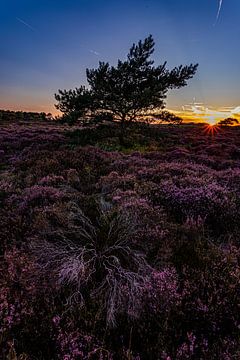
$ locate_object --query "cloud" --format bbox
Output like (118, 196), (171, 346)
(179, 102), (240, 124)
(89, 49), (100, 56)
(231, 106), (240, 115)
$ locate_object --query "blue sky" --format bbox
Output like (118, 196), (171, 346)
(0, 0), (240, 115)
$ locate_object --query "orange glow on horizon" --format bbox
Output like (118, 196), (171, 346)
(0, 102), (240, 124)
(0, 103), (60, 117)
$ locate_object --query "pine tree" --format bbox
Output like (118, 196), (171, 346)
(55, 35), (198, 142)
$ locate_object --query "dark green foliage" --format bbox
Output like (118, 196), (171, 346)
(86, 35), (197, 122)
(55, 86), (93, 122)
(0, 109), (53, 123)
(93, 112), (114, 122)
(66, 124), (117, 146)
(55, 35), (198, 134)
(152, 110), (183, 124)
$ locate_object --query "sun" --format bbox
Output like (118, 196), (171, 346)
(205, 115), (218, 126)
(203, 123), (220, 136)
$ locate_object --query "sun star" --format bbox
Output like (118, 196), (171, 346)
(203, 124), (221, 136)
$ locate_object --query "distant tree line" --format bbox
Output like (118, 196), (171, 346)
(0, 110), (53, 123)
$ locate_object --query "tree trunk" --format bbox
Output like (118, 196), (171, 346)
(119, 116), (126, 146)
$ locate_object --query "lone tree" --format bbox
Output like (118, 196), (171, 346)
(55, 35), (198, 142)
(218, 117), (239, 126)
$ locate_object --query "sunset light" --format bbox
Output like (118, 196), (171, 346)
(1, 0), (240, 121)
(203, 123), (221, 136)
(174, 103), (240, 125)
(1, 1), (240, 358)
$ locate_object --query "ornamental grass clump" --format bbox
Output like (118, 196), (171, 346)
(32, 200), (153, 326)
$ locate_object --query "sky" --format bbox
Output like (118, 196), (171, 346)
(0, 0), (240, 122)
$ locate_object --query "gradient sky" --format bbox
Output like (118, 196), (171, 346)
(0, 0), (240, 118)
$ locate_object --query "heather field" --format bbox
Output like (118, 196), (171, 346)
(0, 122), (240, 359)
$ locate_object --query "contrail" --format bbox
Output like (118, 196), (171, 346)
(215, 0), (223, 24)
(16, 17), (36, 32)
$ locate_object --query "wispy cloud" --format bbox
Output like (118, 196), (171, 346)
(16, 17), (36, 32)
(181, 101), (240, 124)
(89, 49), (100, 56)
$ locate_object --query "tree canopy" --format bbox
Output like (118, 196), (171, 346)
(55, 35), (198, 136)
(218, 117), (239, 126)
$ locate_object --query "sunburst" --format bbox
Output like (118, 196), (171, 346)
(203, 124), (221, 136)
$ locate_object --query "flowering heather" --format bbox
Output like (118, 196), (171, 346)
(0, 122), (240, 359)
